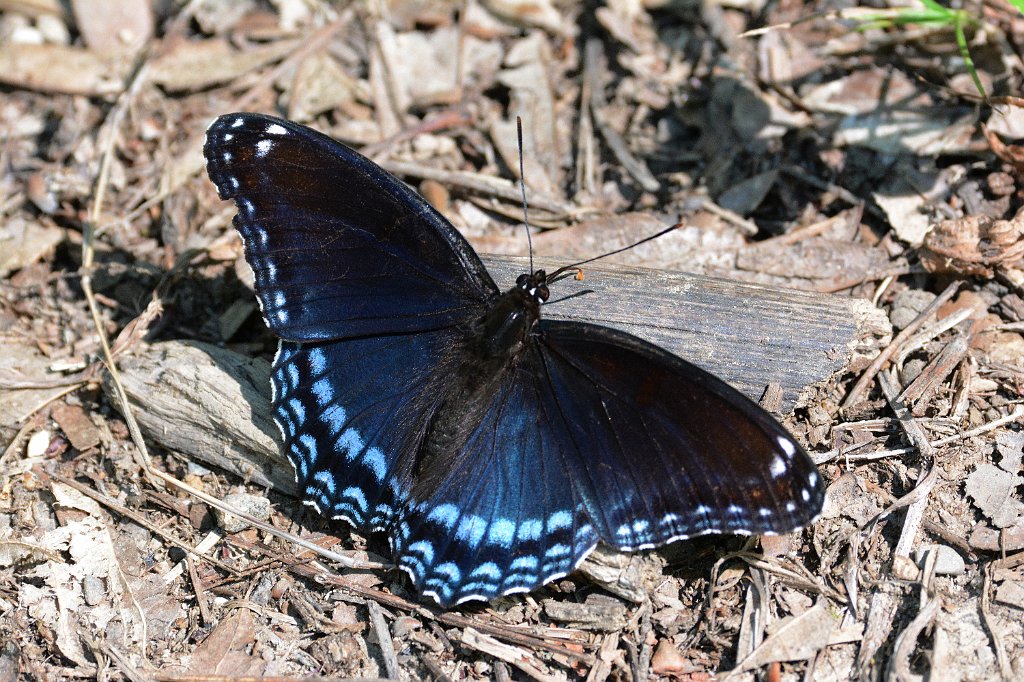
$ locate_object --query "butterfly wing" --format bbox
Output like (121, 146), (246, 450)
(390, 320), (824, 606)
(204, 113), (498, 341)
(392, 363), (597, 606)
(536, 321), (825, 549)
(271, 328), (465, 532)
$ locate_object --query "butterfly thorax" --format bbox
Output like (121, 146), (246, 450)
(412, 272), (548, 495)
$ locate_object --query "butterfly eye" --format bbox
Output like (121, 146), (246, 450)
(516, 273), (530, 288)
(536, 284), (550, 302)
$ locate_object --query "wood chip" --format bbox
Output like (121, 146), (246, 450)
(51, 403), (101, 452)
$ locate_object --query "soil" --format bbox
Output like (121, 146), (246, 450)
(1, 1), (1023, 680)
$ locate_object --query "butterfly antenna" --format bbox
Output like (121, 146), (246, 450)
(516, 116), (535, 274)
(546, 222), (682, 284)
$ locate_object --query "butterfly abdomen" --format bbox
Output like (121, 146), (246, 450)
(413, 285), (541, 497)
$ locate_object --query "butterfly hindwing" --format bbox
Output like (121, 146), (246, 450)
(535, 321), (825, 549)
(271, 328), (464, 532)
(204, 113), (499, 341)
(391, 365), (597, 606)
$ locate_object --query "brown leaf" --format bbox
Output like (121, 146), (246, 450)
(187, 609), (266, 676)
(920, 213), (1024, 277)
(71, 0), (153, 53)
(0, 43), (131, 96)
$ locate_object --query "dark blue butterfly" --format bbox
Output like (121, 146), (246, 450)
(203, 113), (825, 607)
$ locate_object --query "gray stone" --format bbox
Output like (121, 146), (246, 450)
(215, 492), (271, 533)
(914, 544), (966, 576)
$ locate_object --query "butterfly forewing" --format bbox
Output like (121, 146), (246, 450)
(536, 321), (825, 548)
(204, 113), (499, 341)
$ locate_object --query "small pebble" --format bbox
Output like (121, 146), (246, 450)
(914, 544), (965, 577)
(215, 492), (271, 533)
(82, 576), (105, 606)
(889, 289), (937, 330)
(26, 430), (51, 458)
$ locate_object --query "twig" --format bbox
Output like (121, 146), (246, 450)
(0, 416), (40, 472)
(980, 563), (1013, 679)
(893, 305), (978, 370)
(367, 600), (401, 680)
(698, 198), (760, 236)
(361, 107), (473, 159)
(460, 628), (560, 682)
(420, 654), (454, 682)
(814, 405), (1024, 465)
(48, 473), (237, 573)
(186, 555), (213, 626)
(843, 281), (962, 408)
(302, 566), (596, 664)
(781, 165), (882, 217)
(878, 369), (937, 580)
(886, 551), (938, 681)
(898, 334), (969, 408)
(584, 39), (660, 194)
(144, 465), (379, 570)
(379, 159), (572, 215)
(584, 632), (620, 682)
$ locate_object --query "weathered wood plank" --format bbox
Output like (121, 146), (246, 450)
(483, 256), (889, 408)
(105, 258), (890, 496)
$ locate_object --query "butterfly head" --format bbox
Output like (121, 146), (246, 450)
(516, 270), (550, 304)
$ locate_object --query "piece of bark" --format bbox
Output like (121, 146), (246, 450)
(104, 258), (889, 495)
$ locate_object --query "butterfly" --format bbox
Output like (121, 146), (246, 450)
(203, 113), (826, 607)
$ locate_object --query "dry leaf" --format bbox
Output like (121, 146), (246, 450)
(965, 463), (1024, 529)
(920, 213), (1024, 278)
(71, 0), (153, 53)
(286, 51), (359, 122)
(732, 601), (840, 672)
(0, 43), (131, 96)
(186, 609), (266, 676)
(150, 38), (297, 92)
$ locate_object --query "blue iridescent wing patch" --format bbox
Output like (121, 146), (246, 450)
(391, 363), (598, 605)
(204, 112), (826, 609)
(271, 329), (462, 532)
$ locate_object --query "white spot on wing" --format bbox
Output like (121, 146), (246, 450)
(427, 504), (460, 530)
(255, 139), (274, 157)
(487, 518), (515, 547)
(266, 123), (287, 135)
(546, 511), (572, 531)
(770, 455), (787, 478)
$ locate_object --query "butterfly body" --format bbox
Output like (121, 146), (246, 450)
(204, 113), (826, 607)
